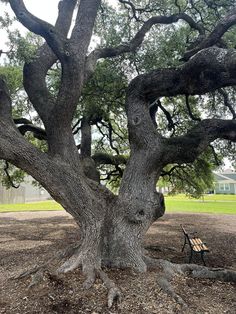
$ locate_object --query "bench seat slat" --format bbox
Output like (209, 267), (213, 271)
(181, 225), (209, 265)
(194, 238), (202, 244)
(201, 244), (209, 251)
(192, 245), (201, 252)
(190, 239), (209, 251)
(190, 239), (200, 246)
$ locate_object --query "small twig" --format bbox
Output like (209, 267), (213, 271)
(3, 161), (20, 189)
(209, 144), (221, 166)
(218, 89), (236, 120)
(118, 0), (143, 22)
(185, 95), (201, 121)
(157, 100), (175, 131)
(161, 165), (180, 177)
(72, 118), (82, 131)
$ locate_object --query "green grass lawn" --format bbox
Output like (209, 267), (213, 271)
(0, 194), (235, 214)
(0, 200), (62, 213)
(165, 194), (236, 215)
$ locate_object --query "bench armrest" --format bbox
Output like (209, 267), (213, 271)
(189, 231), (198, 237)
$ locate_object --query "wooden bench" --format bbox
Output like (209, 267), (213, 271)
(181, 225), (209, 265)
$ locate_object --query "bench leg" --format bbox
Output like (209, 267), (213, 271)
(189, 249), (193, 263)
(201, 251), (206, 266)
(182, 237), (187, 252)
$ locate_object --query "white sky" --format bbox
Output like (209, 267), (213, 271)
(22, 0), (59, 23)
(0, 0), (116, 23)
(0, 0), (116, 54)
(0, 0), (59, 54)
(1, 0), (66, 24)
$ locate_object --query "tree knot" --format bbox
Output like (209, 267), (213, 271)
(132, 115), (141, 126)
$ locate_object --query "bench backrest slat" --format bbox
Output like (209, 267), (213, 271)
(180, 224), (188, 235)
(181, 225), (209, 252)
(181, 224), (192, 246)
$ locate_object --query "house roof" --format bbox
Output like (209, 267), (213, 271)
(223, 173), (236, 181)
(214, 172), (236, 183)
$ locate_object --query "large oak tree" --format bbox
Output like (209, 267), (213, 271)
(1, 0), (236, 307)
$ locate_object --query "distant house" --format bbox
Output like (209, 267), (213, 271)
(0, 176), (51, 204)
(214, 171), (236, 195)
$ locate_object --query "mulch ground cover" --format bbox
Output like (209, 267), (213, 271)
(0, 211), (235, 314)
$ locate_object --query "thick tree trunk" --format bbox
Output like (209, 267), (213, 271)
(101, 192), (165, 271)
(57, 182), (165, 275)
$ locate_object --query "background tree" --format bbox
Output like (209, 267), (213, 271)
(0, 0), (236, 307)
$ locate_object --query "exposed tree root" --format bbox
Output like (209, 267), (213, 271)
(144, 256), (236, 308)
(28, 269), (44, 289)
(96, 268), (122, 308)
(157, 275), (187, 308)
(13, 246), (235, 309)
(58, 243), (81, 260)
(14, 265), (53, 289)
(52, 261), (122, 308)
(13, 243), (121, 308)
(12, 242), (81, 288)
(60, 260), (122, 308)
(82, 265), (96, 289)
(56, 252), (82, 273)
(14, 265), (43, 280)
(13, 261), (52, 289)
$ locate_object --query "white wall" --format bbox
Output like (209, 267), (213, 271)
(0, 176), (51, 204)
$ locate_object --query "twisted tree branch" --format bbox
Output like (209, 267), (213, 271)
(86, 12), (205, 78)
(0, 76), (12, 120)
(70, 0), (101, 56)
(182, 8), (236, 61)
(22, 0), (77, 123)
(80, 118), (92, 158)
(93, 152), (127, 166)
(163, 119), (236, 165)
(17, 124), (47, 141)
(129, 47), (236, 101)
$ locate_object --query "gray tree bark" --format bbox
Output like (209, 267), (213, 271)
(1, 0), (236, 307)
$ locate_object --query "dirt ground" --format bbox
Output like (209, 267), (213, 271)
(0, 211), (235, 314)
